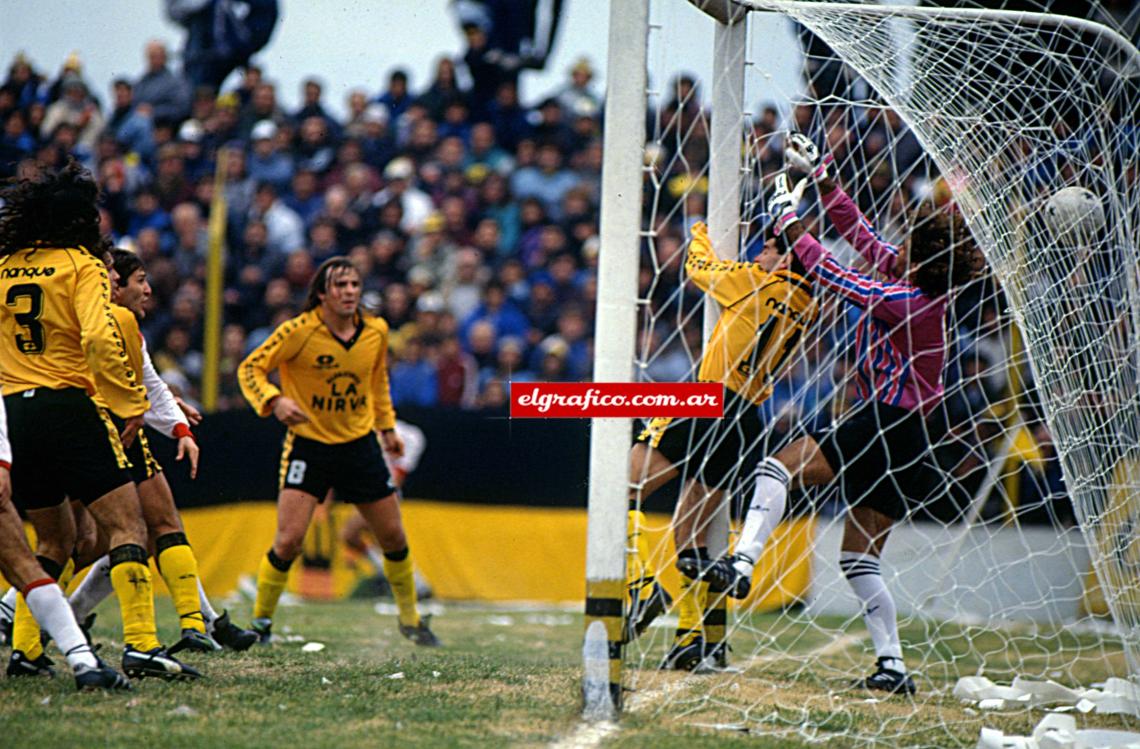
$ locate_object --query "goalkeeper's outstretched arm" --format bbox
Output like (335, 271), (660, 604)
(786, 132), (902, 278)
(772, 180), (927, 328)
(820, 187), (902, 278)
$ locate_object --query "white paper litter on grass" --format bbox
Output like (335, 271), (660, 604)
(388, 672), (405, 680)
(168, 705), (199, 717)
(301, 642), (325, 652)
(954, 676), (1140, 715)
(976, 713), (1140, 748)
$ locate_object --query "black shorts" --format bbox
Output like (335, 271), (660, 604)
(4, 388), (133, 510)
(111, 414), (163, 484)
(278, 432), (396, 504)
(810, 401), (942, 520)
(636, 389), (764, 489)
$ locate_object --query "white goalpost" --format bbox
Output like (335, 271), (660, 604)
(583, 0), (649, 719)
(587, 0), (1140, 744)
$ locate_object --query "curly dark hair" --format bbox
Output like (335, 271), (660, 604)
(0, 159), (101, 257)
(907, 202), (982, 297)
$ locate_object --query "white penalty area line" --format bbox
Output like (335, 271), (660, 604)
(626, 631), (866, 717)
(548, 720), (620, 749)
(549, 633), (866, 748)
(741, 632), (865, 669)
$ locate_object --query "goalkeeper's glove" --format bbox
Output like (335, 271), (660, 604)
(785, 131), (834, 182)
(767, 172), (808, 239)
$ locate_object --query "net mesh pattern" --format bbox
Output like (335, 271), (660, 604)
(620, 2), (1140, 744)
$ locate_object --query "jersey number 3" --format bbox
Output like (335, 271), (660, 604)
(6, 284), (45, 355)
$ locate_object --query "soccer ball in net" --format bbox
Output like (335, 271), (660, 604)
(1043, 186), (1106, 246)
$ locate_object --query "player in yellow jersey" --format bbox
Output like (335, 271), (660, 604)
(62, 248), (259, 653)
(625, 221), (816, 670)
(0, 360), (129, 689)
(0, 161), (199, 681)
(239, 257), (440, 647)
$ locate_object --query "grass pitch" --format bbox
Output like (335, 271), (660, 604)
(0, 597), (1137, 748)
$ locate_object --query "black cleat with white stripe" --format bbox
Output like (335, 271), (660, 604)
(398, 614), (442, 647)
(676, 554), (752, 599)
(210, 611), (259, 652)
(7, 650), (55, 678)
(659, 638), (706, 672)
(122, 646), (202, 681)
(855, 657), (916, 696)
(74, 657), (132, 692)
(169, 629), (222, 654)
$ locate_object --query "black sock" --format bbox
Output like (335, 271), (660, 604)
(267, 549), (294, 573)
(383, 547), (409, 562)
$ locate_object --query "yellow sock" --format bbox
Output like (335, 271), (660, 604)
(58, 560), (75, 590)
(703, 594), (726, 649)
(626, 510), (656, 605)
(382, 549), (419, 627)
(253, 550), (292, 621)
(675, 564), (707, 647)
(12, 593), (43, 660)
(157, 534), (206, 633)
(109, 547), (161, 652)
(13, 555), (70, 659)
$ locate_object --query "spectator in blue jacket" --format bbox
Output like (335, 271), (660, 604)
(133, 41), (191, 123)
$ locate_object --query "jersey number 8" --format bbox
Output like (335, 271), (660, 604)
(286, 460), (307, 485)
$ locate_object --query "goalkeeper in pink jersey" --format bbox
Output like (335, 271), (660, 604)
(685, 134), (981, 696)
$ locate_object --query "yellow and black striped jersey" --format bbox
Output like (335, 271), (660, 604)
(0, 247), (148, 416)
(239, 308), (397, 445)
(92, 304), (147, 418)
(685, 223), (817, 405)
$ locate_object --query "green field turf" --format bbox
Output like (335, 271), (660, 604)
(0, 597), (1136, 748)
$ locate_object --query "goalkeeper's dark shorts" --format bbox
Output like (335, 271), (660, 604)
(110, 414), (163, 484)
(810, 401), (942, 521)
(278, 432), (396, 504)
(636, 388), (763, 490)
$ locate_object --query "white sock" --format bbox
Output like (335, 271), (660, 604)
(0, 586), (16, 619)
(365, 546), (387, 574)
(839, 551), (905, 674)
(198, 579), (219, 625)
(69, 555), (114, 620)
(733, 458), (791, 577)
(25, 584), (97, 670)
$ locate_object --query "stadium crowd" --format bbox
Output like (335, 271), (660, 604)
(3, 31), (1132, 524)
(0, 42), (607, 415)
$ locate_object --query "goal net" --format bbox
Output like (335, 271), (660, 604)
(616, 0), (1140, 744)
